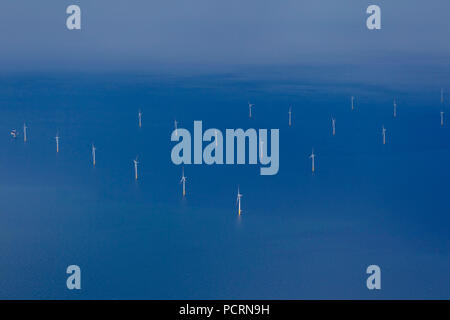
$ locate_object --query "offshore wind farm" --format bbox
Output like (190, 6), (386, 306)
(1, 0), (450, 306)
(0, 69), (449, 300)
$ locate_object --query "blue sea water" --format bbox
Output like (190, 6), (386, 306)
(0, 68), (449, 299)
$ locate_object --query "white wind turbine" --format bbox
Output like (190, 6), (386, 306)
(180, 167), (187, 197)
(92, 144), (96, 167)
(441, 111), (445, 127)
(23, 123), (27, 142)
(237, 187), (243, 215)
(332, 117), (336, 136)
(55, 133), (60, 153)
(138, 109), (142, 128)
(248, 102), (254, 118)
(309, 149), (316, 173)
(393, 99), (397, 118)
(10, 129), (18, 139)
(288, 106), (292, 127)
(382, 126), (387, 145)
(133, 157), (139, 180)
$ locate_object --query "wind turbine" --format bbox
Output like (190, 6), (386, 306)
(393, 99), (397, 118)
(351, 96), (355, 110)
(309, 149), (316, 173)
(288, 106), (292, 127)
(133, 157), (139, 180)
(138, 109), (142, 128)
(23, 123), (27, 142)
(248, 102), (254, 118)
(237, 187), (243, 215)
(55, 133), (60, 153)
(92, 144), (96, 167)
(174, 120), (178, 137)
(441, 111), (445, 127)
(180, 167), (187, 197)
(332, 117), (336, 136)
(382, 126), (387, 145)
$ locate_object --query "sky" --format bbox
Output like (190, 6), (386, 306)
(0, 1), (449, 72)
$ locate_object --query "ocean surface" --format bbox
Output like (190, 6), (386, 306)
(0, 68), (449, 299)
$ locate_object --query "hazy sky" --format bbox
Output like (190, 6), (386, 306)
(0, 1), (449, 72)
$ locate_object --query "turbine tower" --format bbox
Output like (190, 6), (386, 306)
(393, 99), (397, 118)
(138, 109), (142, 128)
(248, 102), (254, 118)
(180, 167), (187, 197)
(332, 117), (336, 136)
(55, 133), (60, 153)
(441, 111), (445, 127)
(23, 123), (27, 142)
(92, 144), (96, 167)
(382, 126), (387, 145)
(237, 187), (243, 215)
(288, 106), (292, 127)
(133, 157), (139, 180)
(309, 149), (316, 173)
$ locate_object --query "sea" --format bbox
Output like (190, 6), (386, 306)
(0, 66), (449, 299)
